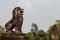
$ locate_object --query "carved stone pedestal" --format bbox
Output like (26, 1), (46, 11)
(2, 32), (26, 36)
(1, 32), (30, 40)
(1, 36), (29, 40)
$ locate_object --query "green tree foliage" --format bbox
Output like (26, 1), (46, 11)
(47, 20), (60, 40)
(26, 32), (41, 40)
(31, 23), (38, 36)
(56, 20), (60, 31)
(47, 25), (55, 40)
(0, 25), (5, 36)
(33, 36), (40, 40)
(38, 30), (46, 36)
(56, 20), (60, 24)
(26, 23), (50, 40)
(26, 30), (50, 40)
(26, 32), (34, 40)
(56, 20), (60, 40)
(47, 20), (60, 33)
(38, 30), (50, 40)
(47, 25), (53, 33)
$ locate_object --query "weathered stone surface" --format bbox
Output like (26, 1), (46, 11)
(1, 36), (29, 40)
(0, 36), (1, 40)
(1, 32), (30, 40)
(2, 32), (26, 37)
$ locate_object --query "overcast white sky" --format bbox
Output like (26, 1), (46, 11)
(0, 0), (60, 33)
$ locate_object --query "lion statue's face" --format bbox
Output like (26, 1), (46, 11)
(17, 8), (24, 16)
(13, 7), (24, 18)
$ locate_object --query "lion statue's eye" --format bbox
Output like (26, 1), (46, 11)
(17, 10), (20, 13)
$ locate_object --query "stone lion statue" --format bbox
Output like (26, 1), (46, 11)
(5, 7), (24, 33)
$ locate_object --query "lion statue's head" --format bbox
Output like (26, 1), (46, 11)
(12, 7), (24, 19)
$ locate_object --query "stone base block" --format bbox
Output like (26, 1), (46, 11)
(2, 32), (26, 36)
(1, 32), (30, 40)
(1, 36), (29, 40)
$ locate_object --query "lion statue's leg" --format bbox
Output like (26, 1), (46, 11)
(5, 18), (15, 33)
(5, 23), (12, 33)
(15, 22), (22, 33)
